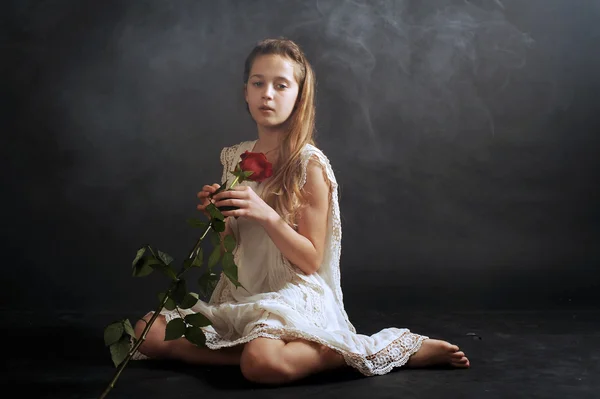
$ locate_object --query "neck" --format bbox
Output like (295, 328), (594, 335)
(255, 124), (285, 152)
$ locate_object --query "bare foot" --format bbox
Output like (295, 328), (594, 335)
(406, 339), (470, 368)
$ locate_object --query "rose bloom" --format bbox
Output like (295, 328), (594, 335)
(239, 151), (273, 182)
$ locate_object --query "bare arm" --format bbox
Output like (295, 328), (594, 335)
(260, 157), (330, 275)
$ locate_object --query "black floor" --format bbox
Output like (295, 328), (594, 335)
(3, 307), (598, 399)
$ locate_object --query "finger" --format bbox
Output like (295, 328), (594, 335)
(201, 184), (221, 194)
(221, 208), (243, 218)
(214, 190), (242, 200)
(215, 199), (244, 208)
(198, 201), (213, 209)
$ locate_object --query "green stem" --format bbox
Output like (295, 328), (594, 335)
(100, 172), (243, 398)
(185, 223), (213, 265)
(228, 175), (240, 190)
(99, 288), (173, 399)
(185, 174), (241, 266)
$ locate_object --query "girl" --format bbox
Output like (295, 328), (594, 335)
(133, 38), (470, 384)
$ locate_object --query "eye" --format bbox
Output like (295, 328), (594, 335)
(252, 81), (263, 87)
(277, 84), (288, 89)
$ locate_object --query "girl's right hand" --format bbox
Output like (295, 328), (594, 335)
(197, 183), (221, 218)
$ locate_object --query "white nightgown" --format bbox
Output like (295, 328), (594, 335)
(133, 139), (427, 376)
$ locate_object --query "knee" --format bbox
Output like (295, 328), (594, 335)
(133, 312), (170, 358)
(240, 345), (293, 384)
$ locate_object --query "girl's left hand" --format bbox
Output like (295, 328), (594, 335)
(213, 185), (276, 225)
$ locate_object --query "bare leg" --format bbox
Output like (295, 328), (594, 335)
(134, 312), (244, 366)
(282, 338), (347, 376)
(240, 337), (347, 384)
(407, 338), (470, 368)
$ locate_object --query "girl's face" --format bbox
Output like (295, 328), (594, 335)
(245, 54), (300, 129)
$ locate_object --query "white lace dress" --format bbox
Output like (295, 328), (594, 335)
(134, 139), (427, 376)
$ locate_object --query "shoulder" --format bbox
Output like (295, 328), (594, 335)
(299, 144), (336, 189)
(220, 140), (254, 166)
(301, 143), (325, 160)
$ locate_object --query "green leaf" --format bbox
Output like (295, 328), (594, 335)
(158, 250), (174, 266)
(165, 298), (176, 311)
(179, 292), (198, 309)
(212, 218), (225, 233)
(122, 319), (136, 338)
(206, 203), (224, 221)
(104, 322), (124, 346)
(164, 318), (186, 341)
(144, 257), (163, 266)
(232, 164), (241, 175)
(222, 252), (242, 288)
(185, 326), (207, 347)
(198, 272), (219, 298)
(173, 279), (187, 304)
(109, 336), (131, 367)
(209, 230), (220, 247)
(223, 235), (236, 252)
(184, 312), (211, 327)
(132, 261), (153, 277)
(151, 263), (178, 281)
(208, 246), (221, 270)
(187, 218), (209, 229)
(158, 292), (177, 311)
(191, 248), (203, 268)
(132, 247), (146, 267)
(179, 292), (199, 309)
(243, 170), (254, 178)
(183, 258), (193, 270)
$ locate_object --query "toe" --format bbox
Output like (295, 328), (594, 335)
(438, 340), (459, 352)
(452, 358), (470, 368)
(452, 351), (465, 358)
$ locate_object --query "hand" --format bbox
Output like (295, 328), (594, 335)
(213, 185), (276, 224)
(196, 183), (220, 219)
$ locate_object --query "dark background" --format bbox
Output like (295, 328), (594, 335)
(3, 0), (599, 318)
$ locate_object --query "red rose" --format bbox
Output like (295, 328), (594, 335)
(239, 151), (273, 182)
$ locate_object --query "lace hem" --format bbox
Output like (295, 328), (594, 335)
(131, 319), (427, 377)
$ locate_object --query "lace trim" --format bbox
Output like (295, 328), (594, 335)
(220, 142), (242, 185)
(204, 324), (427, 377)
(132, 321), (427, 377)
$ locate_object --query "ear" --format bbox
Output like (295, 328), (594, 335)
(243, 84), (248, 103)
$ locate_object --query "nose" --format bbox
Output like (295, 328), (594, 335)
(261, 84), (274, 100)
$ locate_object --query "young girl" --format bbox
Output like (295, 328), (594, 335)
(133, 38), (470, 384)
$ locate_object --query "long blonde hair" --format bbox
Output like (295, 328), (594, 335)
(243, 38), (318, 228)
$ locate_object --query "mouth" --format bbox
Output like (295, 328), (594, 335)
(259, 106), (275, 112)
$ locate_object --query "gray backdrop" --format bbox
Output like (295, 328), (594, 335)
(3, 0), (599, 314)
